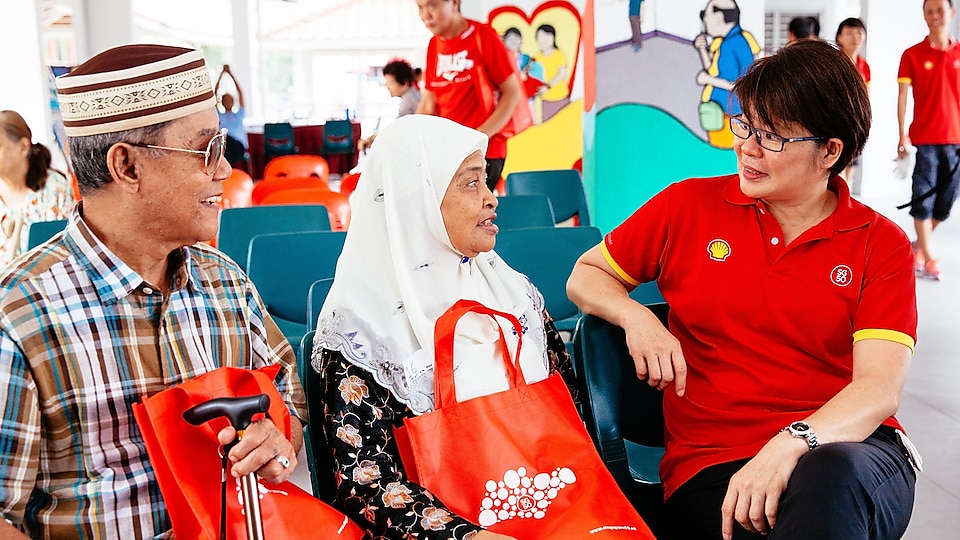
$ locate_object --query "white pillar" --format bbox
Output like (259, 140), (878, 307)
(231, 0), (259, 120)
(0, 0), (56, 151)
(72, 0), (133, 60)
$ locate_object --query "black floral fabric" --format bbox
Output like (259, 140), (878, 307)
(317, 310), (576, 539)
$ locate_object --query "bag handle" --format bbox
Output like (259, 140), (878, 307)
(433, 299), (525, 409)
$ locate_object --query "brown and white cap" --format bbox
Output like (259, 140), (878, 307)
(55, 44), (216, 137)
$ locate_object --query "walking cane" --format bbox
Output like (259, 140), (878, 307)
(184, 394), (271, 540)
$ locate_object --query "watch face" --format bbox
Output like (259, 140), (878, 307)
(791, 421), (811, 433)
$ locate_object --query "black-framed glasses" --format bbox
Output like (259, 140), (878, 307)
(128, 128), (227, 175)
(730, 117), (827, 152)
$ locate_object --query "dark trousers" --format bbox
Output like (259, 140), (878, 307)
(665, 427), (916, 540)
(485, 158), (506, 192)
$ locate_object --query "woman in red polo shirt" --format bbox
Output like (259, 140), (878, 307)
(569, 40), (918, 540)
(415, 0), (522, 192)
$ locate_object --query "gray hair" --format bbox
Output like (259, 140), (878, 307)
(68, 122), (170, 196)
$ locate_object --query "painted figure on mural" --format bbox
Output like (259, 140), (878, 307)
(630, 0), (646, 52)
(693, 0), (760, 149)
(534, 24), (571, 123)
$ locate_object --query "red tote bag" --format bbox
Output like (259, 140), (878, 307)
(132, 366), (365, 540)
(396, 300), (654, 539)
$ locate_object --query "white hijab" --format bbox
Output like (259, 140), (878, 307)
(314, 115), (549, 414)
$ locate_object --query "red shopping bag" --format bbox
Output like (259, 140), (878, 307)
(132, 366), (365, 540)
(396, 300), (654, 539)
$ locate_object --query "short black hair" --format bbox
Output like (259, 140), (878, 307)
(383, 59), (415, 86)
(835, 17), (866, 40)
(734, 40), (870, 175)
(788, 16), (819, 39)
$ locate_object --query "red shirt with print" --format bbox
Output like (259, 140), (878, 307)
(601, 174), (918, 500)
(424, 20), (515, 159)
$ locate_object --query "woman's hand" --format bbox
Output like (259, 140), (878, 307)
(720, 431), (808, 540)
(473, 531), (518, 540)
(621, 304), (686, 395)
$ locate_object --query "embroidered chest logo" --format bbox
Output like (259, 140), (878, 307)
(830, 265), (853, 287)
(478, 466), (577, 526)
(707, 239), (732, 261)
(437, 51), (475, 81)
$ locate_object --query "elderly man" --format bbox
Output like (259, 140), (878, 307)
(0, 44), (305, 538)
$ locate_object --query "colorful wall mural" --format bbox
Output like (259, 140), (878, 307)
(472, 1), (586, 181)
(591, 0), (763, 232)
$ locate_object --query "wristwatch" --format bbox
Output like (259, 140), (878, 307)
(782, 421), (819, 451)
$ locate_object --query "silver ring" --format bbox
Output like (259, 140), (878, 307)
(276, 455), (290, 469)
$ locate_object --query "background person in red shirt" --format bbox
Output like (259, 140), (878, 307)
(415, 0), (522, 192)
(835, 17), (870, 191)
(569, 41), (918, 540)
(897, 0), (960, 281)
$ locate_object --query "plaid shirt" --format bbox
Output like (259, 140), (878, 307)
(0, 208), (306, 539)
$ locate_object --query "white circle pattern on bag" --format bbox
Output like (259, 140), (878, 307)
(477, 466), (577, 526)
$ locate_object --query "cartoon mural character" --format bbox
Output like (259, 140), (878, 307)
(693, 0), (760, 148)
(630, 0), (646, 51)
(503, 26), (547, 107)
(534, 24), (570, 122)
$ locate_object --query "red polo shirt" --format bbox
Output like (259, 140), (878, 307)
(424, 20), (515, 159)
(602, 174), (918, 500)
(898, 37), (960, 145)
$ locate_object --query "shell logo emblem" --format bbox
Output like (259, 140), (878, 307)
(707, 239), (732, 261)
(924, 60), (934, 70)
(830, 265), (853, 287)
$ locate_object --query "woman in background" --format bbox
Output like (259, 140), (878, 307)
(0, 110), (74, 267)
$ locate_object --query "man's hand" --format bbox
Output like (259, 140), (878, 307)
(217, 418), (297, 484)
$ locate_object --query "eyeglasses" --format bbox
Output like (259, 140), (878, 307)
(128, 128), (227, 175)
(730, 117), (827, 152)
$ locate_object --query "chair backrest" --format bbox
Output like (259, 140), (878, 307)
(246, 231), (346, 325)
(263, 154), (330, 182)
(258, 188), (351, 231)
(493, 226), (602, 323)
(493, 195), (556, 230)
(263, 122), (297, 161)
(251, 176), (329, 205)
(573, 304), (669, 486)
(320, 120), (355, 155)
(306, 278), (335, 332)
(338, 172), (361, 198)
(221, 168), (254, 209)
(216, 205), (332, 271)
(26, 219), (69, 250)
(505, 169), (591, 226)
(298, 330), (339, 503)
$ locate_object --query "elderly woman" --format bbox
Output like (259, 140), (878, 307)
(568, 40), (918, 540)
(312, 114), (574, 540)
(0, 110), (74, 266)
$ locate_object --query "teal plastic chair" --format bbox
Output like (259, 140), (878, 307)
(27, 219), (68, 249)
(245, 231), (346, 351)
(263, 122), (298, 164)
(216, 205), (331, 272)
(505, 169), (591, 226)
(572, 303), (670, 538)
(493, 195), (556, 230)
(320, 120), (355, 156)
(298, 330), (338, 503)
(306, 278), (335, 332)
(493, 226), (602, 333)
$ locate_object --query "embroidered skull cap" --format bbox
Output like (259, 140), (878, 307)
(55, 44), (215, 137)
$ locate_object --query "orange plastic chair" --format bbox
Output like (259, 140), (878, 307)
(221, 168), (254, 209)
(339, 172), (361, 198)
(251, 176), (329, 205)
(259, 187), (351, 231)
(263, 154), (330, 183)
